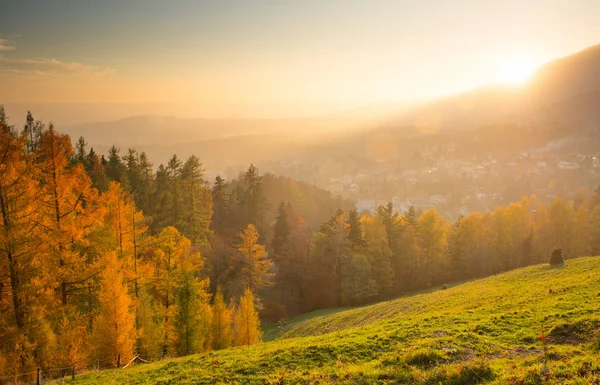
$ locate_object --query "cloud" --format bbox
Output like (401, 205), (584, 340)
(0, 39), (16, 51)
(0, 57), (116, 80)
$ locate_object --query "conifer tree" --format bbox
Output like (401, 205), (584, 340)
(211, 288), (233, 350)
(211, 175), (229, 234)
(35, 124), (101, 307)
(237, 224), (273, 292)
(347, 209), (364, 252)
(175, 272), (212, 355)
(91, 252), (136, 365)
(362, 214), (394, 297)
(272, 201), (290, 258)
(180, 156), (213, 245)
(106, 145), (124, 183)
(233, 288), (262, 346)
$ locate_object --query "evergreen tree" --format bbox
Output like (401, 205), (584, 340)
(211, 175), (229, 234)
(180, 156), (213, 245)
(347, 209), (364, 252)
(272, 202), (290, 258)
(106, 145), (124, 183)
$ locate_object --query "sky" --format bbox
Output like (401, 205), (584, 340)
(1, 0), (599, 117)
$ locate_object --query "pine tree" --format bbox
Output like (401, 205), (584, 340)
(91, 252), (136, 365)
(272, 202), (290, 258)
(211, 175), (229, 234)
(233, 288), (262, 346)
(239, 164), (268, 233)
(347, 209), (364, 252)
(106, 145), (124, 183)
(211, 288), (233, 350)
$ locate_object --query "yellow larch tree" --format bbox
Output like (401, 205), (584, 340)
(233, 287), (262, 346)
(0, 123), (55, 375)
(91, 252), (136, 365)
(211, 288), (233, 350)
(237, 224), (273, 293)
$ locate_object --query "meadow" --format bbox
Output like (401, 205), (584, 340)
(64, 256), (600, 384)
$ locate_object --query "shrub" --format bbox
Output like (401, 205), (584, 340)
(261, 301), (287, 323)
(549, 248), (564, 265)
(404, 348), (445, 368)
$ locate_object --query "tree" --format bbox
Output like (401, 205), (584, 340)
(35, 124), (101, 307)
(233, 288), (262, 346)
(549, 248), (564, 265)
(272, 202), (290, 258)
(237, 224), (273, 292)
(0, 127), (55, 374)
(347, 209), (364, 252)
(180, 156), (212, 245)
(211, 288), (233, 350)
(211, 175), (229, 234)
(361, 214), (394, 297)
(417, 209), (447, 287)
(239, 164), (268, 233)
(341, 254), (378, 305)
(147, 226), (195, 355)
(91, 252), (136, 365)
(106, 145), (124, 183)
(175, 272), (211, 355)
(21, 111), (43, 154)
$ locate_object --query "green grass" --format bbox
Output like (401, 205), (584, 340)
(65, 257), (600, 384)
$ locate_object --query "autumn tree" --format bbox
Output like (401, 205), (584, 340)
(237, 224), (273, 293)
(361, 214), (394, 297)
(417, 208), (447, 287)
(211, 288), (233, 350)
(91, 252), (136, 365)
(35, 124), (101, 307)
(0, 125), (54, 374)
(233, 288), (262, 346)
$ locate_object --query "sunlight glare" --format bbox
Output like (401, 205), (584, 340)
(496, 58), (536, 84)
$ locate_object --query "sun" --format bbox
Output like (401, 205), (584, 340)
(496, 58), (536, 84)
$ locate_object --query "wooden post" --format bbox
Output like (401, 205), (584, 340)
(36, 367), (41, 385)
(72, 364), (76, 380)
(117, 354), (121, 368)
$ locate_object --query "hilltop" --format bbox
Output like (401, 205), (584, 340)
(67, 256), (600, 384)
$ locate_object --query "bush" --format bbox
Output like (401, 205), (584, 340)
(549, 248), (564, 265)
(261, 301), (287, 323)
(404, 349), (445, 368)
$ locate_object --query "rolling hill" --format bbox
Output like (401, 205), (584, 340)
(67, 256), (600, 384)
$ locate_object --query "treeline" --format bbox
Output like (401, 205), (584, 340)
(0, 110), (272, 378)
(2, 107), (600, 379)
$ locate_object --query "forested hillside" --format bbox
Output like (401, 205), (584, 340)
(2, 107), (600, 381)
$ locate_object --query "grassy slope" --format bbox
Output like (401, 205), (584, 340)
(68, 257), (600, 384)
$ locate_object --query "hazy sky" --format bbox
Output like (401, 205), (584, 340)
(1, 0), (599, 116)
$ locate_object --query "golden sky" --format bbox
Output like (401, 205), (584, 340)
(1, 0), (599, 117)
